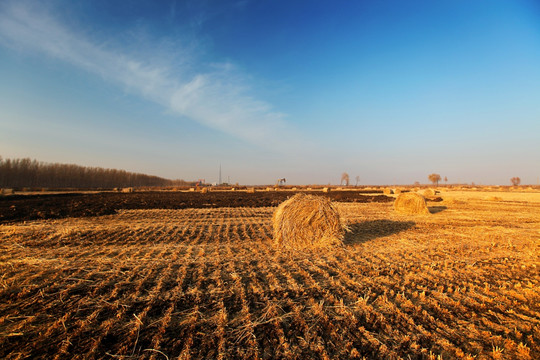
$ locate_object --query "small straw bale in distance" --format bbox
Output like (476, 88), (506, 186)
(422, 188), (436, 197)
(383, 188), (393, 195)
(394, 192), (430, 215)
(200, 187), (209, 194)
(273, 193), (345, 249)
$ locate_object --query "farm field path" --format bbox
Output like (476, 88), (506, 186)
(1, 197), (539, 359)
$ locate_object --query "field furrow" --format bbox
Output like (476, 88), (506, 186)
(1, 198), (539, 359)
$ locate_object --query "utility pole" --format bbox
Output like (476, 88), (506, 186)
(219, 164), (222, 185)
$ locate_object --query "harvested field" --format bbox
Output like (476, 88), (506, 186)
(1, 192), (539, 359)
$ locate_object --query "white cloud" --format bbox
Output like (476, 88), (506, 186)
(0, 1), (301, 151)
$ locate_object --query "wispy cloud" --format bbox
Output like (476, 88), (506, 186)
(0, 1), (299, 151)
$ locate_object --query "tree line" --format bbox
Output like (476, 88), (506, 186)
(0, 156), (188, 189)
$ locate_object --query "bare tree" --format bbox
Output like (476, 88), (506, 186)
(428, 173), (442, 186)
(355, 176), (360, 186)
(341, 172), (350, 186)
(510, 177), (521, 186)
(444, 176), (448, 184)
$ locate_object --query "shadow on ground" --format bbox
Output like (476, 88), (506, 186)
(429, 206), (448, 214)
(344, 219), (416, 245)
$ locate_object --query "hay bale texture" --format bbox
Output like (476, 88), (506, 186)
(273, 193), (344, 249)
(394, 192), (430, 215)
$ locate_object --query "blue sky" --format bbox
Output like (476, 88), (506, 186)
(1, 0), (539, 185)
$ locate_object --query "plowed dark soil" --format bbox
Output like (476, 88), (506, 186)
(0, 191), (392, 223)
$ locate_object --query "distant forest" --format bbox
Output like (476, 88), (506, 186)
(0, 156), (189, 189)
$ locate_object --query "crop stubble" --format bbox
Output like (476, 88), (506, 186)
(0, 197), (539, 359)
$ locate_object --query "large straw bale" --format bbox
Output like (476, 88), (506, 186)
(394, 192), (430, 215)
(273, 193), (345, 249)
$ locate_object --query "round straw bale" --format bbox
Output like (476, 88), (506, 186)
(393, 189), (402, 195)
(394, 192), (430, 215)
(200, 187), (208, 193)
(383, 188), (393, 195)
(273, 193), (344, 249)
(422, 188), (435, 197)
(322, 187), (330, 193)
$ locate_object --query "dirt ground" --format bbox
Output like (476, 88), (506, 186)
(0, 190), (539, 359)
(0, 190), (391, 224)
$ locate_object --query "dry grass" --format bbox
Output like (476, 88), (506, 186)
(394, 192), (430, 215)
(272, 193), (345, 249)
